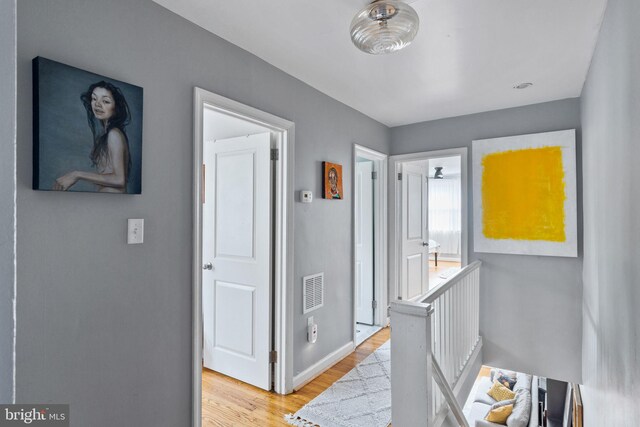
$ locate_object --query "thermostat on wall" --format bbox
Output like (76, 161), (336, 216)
(301, 190), (313, 203)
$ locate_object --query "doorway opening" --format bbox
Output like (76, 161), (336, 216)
(353, 145), (388, 347)
(201, 109), (273, 392)
(389, 148), (468, 302)
(193, 88), (295, 427)
(426, 156), (463, 288)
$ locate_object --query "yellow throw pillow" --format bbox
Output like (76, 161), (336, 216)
(485, 403), (514, 424)
(487, 380), (516, 402)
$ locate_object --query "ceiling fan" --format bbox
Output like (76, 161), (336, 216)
(427, 167), (445, 180)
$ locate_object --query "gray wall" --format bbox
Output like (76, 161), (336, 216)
(0, 0), (16, 405)
(390, 99), (583, 382)
(16, 0), (389, 425)
(580, 0), (640, 424)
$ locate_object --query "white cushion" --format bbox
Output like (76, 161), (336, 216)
(476, 419), (508, 427)
(513, 373), (532, 391)
(468, 402), (491, 425)
(474, 377), (497, 405)
(506, 389), (532, 427)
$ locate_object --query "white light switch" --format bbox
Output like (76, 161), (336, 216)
(127, 219), (144, 244)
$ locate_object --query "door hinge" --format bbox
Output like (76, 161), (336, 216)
(371, 171), (378, 180)
(397, 172), (402, 180)
(271, 148), (279, 161)
(372, 300), (378, 309)
(269, 350), (278, 364)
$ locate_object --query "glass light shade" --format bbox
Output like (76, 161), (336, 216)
(350, 0), (419, 55)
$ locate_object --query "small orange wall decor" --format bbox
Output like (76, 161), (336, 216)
(322, 161), (343, 200)
(472, 130), (577, 257)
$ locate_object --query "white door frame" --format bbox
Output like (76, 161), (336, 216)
(388, 147), (468, 302)
(352, 144), (388, 338)
(192, 87), (295, 426)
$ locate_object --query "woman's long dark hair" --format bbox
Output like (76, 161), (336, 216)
(80, 81), (132, 181)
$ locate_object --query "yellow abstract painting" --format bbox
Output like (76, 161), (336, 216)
(473, 130), (577, 257)
(481, 146), (566, 241)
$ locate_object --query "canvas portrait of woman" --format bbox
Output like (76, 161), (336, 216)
(33, 57), (143, 194)
(322, 161), (343, 200)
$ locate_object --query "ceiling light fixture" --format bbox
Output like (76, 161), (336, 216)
(514, 82), (533, 89)
(350, 0), (420, 55)
(434, 167), (444, 179)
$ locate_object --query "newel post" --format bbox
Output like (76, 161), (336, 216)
(390, 300), (434, 426)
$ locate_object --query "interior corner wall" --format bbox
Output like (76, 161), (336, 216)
(16, 0), (389, 425)
(390, 98), (583, 383)
(0, 0), (16, 405)
(580, 0), (640, 425)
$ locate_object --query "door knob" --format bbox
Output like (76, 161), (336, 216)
(422, 242), (429, 247)
(203, 262), (213, 270)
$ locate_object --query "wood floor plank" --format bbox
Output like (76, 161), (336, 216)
(478, 365), (491, 379)
(202, 327), (390, 426)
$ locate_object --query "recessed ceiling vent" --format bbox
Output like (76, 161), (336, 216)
(303, 273), (324, 314)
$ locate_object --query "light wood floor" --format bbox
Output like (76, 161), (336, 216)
(202, 327), (391, 426)
(429, 260), (461, 288)
(477, 365), (491, 379)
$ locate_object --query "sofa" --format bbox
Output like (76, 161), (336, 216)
(466, 369), (539, 427)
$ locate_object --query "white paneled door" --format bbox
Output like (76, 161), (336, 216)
(401, 163), (428, 300)
(356, 161), (374, 325)
(202, 132), (272, 391)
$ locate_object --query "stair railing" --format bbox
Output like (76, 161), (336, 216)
(390, 261), (481, 427)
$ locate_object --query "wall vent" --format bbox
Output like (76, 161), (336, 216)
(303, 273), (324, 314)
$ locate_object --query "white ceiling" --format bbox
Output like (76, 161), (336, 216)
(429, 156), (460, 176)
(203, 107), (270, 141)
(155, 0), (607, 127)
(405, 156), (461, 176)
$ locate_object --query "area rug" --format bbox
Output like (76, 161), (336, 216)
(285, 341), (391, 427)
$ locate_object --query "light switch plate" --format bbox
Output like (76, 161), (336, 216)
(127, 219), (144, 244)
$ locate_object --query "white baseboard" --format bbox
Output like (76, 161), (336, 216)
(292, 341), (355, 390)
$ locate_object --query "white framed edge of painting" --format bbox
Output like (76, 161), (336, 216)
(472, 129), (578, 257)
